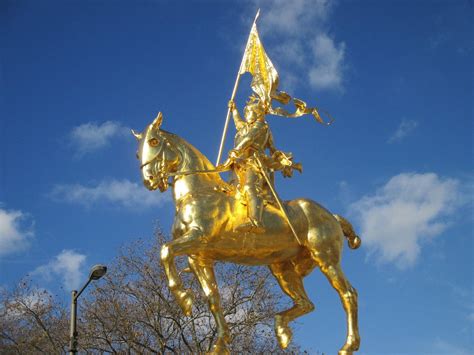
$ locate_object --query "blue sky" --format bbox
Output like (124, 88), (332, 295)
(1, 0), (472, 354)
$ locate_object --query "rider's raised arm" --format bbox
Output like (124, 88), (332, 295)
(229, 100), (245, 130)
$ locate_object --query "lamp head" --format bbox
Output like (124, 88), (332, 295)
(89, 264), (107, 281)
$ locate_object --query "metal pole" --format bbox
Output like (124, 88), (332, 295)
(215, 9), (260, 166)
(68, 278), (90, 354)
(67, 266), (106, 354)
(76, 278), (91, 299)
(69, 290), (78, 355)
(215, 73), (243, 166)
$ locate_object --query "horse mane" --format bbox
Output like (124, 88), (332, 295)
(160, 129), (225, 185)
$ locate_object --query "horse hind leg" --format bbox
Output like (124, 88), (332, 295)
(188, 257), (231, 354)
(312, 252), (360, 355)
(269, 261), (315, 349)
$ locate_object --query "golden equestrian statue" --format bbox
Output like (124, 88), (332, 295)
(133, 10), (361, 355)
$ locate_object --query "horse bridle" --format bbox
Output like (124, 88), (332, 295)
(140, 133), (173, 168)
(140, 149), (164, 170)
(140, 135), (231, 178)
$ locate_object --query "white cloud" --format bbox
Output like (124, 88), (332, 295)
(349, 173), (460, 268)
(430, 338), (472, 355)
(388, 119), (419, 143)
(257, 0), (332, 36)
(70, 120), (128, 155)
(32, 250), (87, 290)
(251, 0), (345, 91)
(338, 180), (355, 206)
(3, 288), (52, 320)
(0, 207), (33, 257)
(309, 33), (345, 90)
(50, 179), (169, 209)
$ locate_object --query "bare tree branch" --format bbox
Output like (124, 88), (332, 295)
(0, 229), (306, 354)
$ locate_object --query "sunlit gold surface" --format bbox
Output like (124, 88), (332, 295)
(134, 113), (361, 354)
(216, 10), (333, 166)
(216, 10), (261, 166)
(133, 10), (361, 355)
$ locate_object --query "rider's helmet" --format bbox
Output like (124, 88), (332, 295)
(243, 95), (267, 122)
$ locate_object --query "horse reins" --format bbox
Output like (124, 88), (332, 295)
(140, 143), (231, 177)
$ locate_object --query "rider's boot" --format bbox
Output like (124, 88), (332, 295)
(235, 194), (265, 234)
(249, 196), (265, 233)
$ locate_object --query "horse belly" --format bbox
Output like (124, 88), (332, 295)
(198, 230), (302, 265)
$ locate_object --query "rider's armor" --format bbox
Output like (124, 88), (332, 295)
(229, 101), (276, 234)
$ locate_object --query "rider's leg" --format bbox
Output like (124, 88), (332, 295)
(236, 169), (265, 233)
(246, 190), (264, 230)
(269, 261), (315, 349)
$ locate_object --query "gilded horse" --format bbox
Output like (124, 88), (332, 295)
(133, 113), (361, 355)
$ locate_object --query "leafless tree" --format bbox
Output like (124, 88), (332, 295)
(0, 230), (305, 354)
(0, 280), (69, 353)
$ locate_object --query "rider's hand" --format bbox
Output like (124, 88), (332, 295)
(228, 100), (236, 111)
(229, 149), (239, 160)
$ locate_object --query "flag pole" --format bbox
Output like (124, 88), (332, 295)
(215, 9), (260, 166)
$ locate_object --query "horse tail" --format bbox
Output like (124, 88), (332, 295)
(333, 214), (361, 250)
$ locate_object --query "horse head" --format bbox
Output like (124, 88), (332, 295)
(133, 112), (182, 192)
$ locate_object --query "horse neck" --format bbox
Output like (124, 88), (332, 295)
(163, 131), (222, 202)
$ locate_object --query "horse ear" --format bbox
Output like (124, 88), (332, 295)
(152, 112), (163, 129)
(131, 129), (143, 140)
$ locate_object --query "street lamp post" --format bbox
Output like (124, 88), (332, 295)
(69, 264), (107, 355)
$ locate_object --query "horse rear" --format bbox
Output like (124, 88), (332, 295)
(168, 192), (361, 354)
(281, 198), (360, 354)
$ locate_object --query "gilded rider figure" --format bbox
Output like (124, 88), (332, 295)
(226, 96), (276, 234)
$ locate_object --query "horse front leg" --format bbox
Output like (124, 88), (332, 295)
(189, 257), (231, 354)
(160, 228), (203, 316)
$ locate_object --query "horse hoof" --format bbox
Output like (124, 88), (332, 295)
(275, 316), (292, 349)
(339, 336), (360, 355)
(207, 341), (230, 355)
(177, 289), (193, 316)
